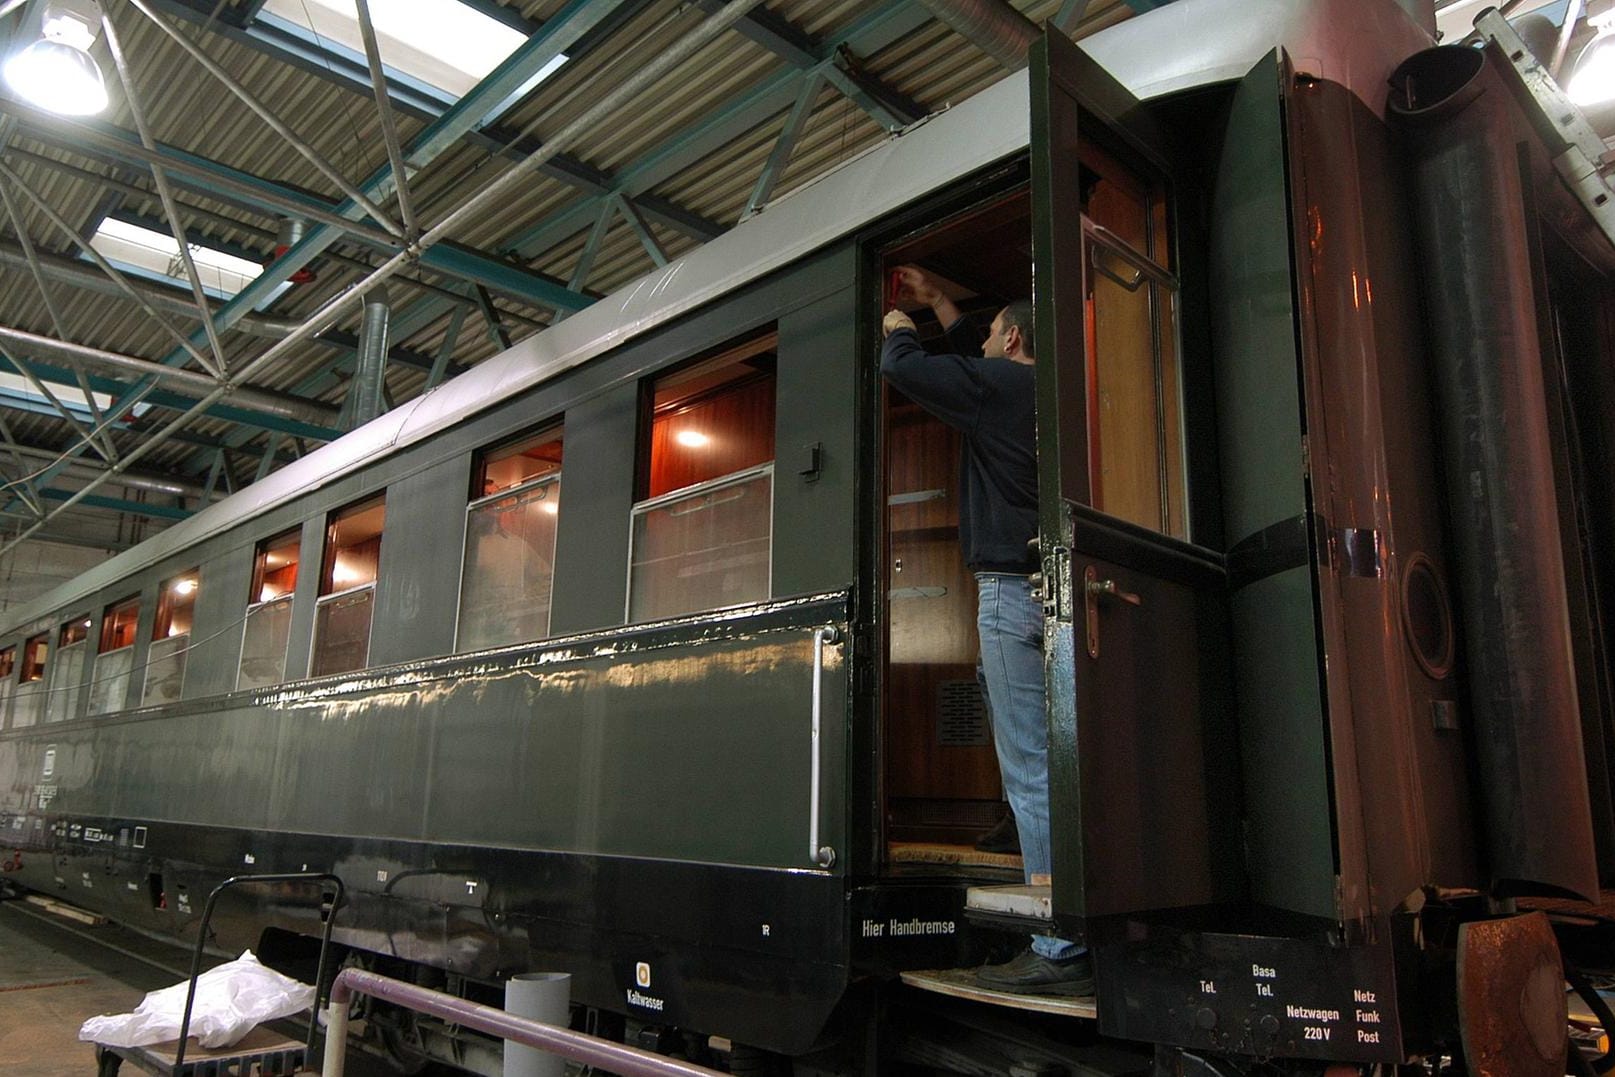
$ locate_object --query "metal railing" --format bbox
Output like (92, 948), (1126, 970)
(320, 967), (728, 1077)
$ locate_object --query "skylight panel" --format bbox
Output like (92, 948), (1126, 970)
(0, 371), (113, 416)
(89, 217), (267, 299)
(257, 0), (539, 99)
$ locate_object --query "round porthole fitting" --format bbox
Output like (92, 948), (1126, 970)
(1402, 552), (1455, 680)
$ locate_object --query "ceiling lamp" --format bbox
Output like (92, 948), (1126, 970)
(1568, 11), (1615, 108)
(3, 0), (110, 116)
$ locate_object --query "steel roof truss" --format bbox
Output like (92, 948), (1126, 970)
(123, 0), (406, 239)
(0, 0), (770, 559)
(352, 0), (417, 240)
(0, 164), (221, 374)
(100, 12), (230, 379)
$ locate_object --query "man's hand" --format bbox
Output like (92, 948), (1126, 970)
(893, 265), (942, 306)
(883, 309), (916, 336)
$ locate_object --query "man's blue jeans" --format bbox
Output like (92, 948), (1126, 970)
(976, 572), (1083, 961)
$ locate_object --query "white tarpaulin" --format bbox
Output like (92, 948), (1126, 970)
(79, 950), (315, 1049)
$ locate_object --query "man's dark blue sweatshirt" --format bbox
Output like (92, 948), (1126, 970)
(880, 319), (1039, 574)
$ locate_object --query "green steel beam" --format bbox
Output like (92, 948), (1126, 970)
(40, 487), (194, 520)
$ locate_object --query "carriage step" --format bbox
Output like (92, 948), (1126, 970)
(964, 883), (1052, 934)
(900, 967), (1096, 1017)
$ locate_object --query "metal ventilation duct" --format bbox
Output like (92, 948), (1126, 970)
(915, 0), (1039, 70)
(350, 287), (390, 428)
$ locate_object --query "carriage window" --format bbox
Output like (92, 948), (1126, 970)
(311, 496), (385, 677)
(89, 595), (140, 716)
(144, 571), (198, 705)
(46, 615), (91, 722)
(12, 634), (46, 728)
(1080, 141), (1186, 538)
(628, 333), (776, 622)
(458, 427), (562, 652)
(239, 530), (299, 690)
(0, 646), (14, 730)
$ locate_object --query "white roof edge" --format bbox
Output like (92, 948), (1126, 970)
(3, 0), (1430, 636)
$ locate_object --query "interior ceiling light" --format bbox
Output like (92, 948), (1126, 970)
(3, 0), (110, 116)
(1568, 11), (1615, 107)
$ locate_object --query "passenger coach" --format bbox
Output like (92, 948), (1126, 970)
(5, 1), (1615, 1074)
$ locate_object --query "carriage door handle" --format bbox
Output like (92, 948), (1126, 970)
(1084, 566), (1142, 659)
(809, 626), (839, 869)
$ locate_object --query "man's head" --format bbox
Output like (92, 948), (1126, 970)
(983, 299), (1034, 363)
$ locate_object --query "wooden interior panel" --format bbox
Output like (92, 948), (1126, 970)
(647, 375), (775, 499)
(885, 403), (1001, 804)
(1090, 259), (1164, 531)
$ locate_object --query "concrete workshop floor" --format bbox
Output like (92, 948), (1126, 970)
(0, 898), (393, 1077)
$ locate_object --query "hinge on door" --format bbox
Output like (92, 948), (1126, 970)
(1040, 545), (1073, 622)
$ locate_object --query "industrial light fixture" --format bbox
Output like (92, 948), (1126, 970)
(1568, 11), (1615, 107)
(3, 0), (109, 116)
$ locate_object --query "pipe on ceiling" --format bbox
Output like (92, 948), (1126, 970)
(1, 443), (216, 500)
(0, 324), (340, 427)
(915, 0), (1039, 70)
(0, 238), (304, 340)
(350, 287), (390, 428)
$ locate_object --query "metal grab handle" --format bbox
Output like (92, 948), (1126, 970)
(809, 626), (839, 869)
(1085, 577), (1142, 606)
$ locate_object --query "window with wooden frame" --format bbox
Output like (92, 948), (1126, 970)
(239, 530), (300, 691)
(46, 614), (92, 722)
(627, 332), (777, 622)
(1078, 138), (1187, 539)
(311, 496), (385, 677)
(12, 633), (47, 729)
(89, 594), (140, 716)
(457, 425), (562, 652)
(142, 570), (198, 705)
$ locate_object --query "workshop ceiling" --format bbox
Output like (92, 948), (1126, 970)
(0, 0), (1595, 565)
(0, 0), (1155, 558)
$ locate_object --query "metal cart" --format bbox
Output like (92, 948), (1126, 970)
(93, 872), (345, 1077)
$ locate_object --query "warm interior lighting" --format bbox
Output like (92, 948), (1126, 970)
(3, 0), (109, 116)
(1569, 13), (1615, 107)
(540, 499), (559, 515)
(173, 578), (197, 595)
(332, 559), (362, 586)
(675, 430), (709, 448)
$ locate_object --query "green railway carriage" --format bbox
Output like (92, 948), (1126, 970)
(5, 1), (1615, 1073)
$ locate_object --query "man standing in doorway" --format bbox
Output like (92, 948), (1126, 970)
(880, 266), (1089, 995)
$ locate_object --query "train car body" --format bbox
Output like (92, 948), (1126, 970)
(5, 0), (1615, 1073)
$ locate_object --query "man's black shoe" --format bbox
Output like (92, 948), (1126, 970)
(976, 949), (1094, 996)
(974, 812), (1021, 854)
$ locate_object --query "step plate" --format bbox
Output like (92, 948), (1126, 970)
(966, 883), (1052, 919)
(900, 967), (1097, 1018)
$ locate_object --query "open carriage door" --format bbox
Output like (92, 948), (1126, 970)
(1028, 29), (1241, 936)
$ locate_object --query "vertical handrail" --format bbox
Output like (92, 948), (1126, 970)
(809, 625), (839, 868)
(173, 871), (346, 1070)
